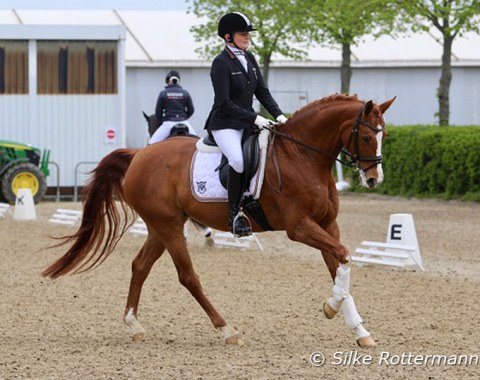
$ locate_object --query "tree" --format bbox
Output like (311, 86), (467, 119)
(401, 0), (480, 126)
(309, 0), (400, 94)
(188, 0), (312, 87)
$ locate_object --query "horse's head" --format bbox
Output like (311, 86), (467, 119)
(142, 111), (159, 137)
(341, 97), (396, 188)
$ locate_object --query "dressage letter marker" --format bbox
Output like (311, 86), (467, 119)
(13, 188), (36, 220)
(352, 214), (424, 271)
(390, 224), (402, 240)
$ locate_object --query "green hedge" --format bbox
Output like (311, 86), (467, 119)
(346, 125), (480, 201)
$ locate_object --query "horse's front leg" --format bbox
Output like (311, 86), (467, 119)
(324, 263), (375, 347)
(286, 217), (375, 347)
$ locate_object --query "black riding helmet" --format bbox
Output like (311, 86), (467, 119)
(218, 12), (256, 40)
(165, 70), (180, 84)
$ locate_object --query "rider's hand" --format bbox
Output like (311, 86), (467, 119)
(276, 114), (288, 123)
(254, 115), (274, 129)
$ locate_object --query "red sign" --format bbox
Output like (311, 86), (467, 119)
(106, 129), (116, 139)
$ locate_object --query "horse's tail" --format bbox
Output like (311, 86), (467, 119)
(42, 148), (139, 279)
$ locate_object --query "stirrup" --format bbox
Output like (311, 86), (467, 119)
(231, 208), (252, 237)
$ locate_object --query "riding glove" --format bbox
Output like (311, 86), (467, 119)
(254, 115), (274, 129)
(276, 114), (288, 123)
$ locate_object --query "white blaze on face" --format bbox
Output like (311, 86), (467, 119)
(376, 125), (384, 184)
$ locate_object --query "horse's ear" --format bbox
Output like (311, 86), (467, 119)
(142, 111), (150, 122)
(364, 100), (374, 116)
(379, 96), (397, 114)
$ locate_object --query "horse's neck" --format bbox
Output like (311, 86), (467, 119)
(281, 104), (355, 166)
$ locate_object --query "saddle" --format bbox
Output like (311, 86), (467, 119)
(202, 128), (260, 190)
(168, 123), (198, 139)
(197, 128), (272, 231)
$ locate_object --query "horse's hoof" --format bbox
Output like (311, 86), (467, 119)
(225, 333), (244, 346)
(205, 237), (215, 247)
(323, 302), (337, 319)
(357, 335), (376, 348)
(132, 332), (146, 342)
(218, 325), (243, 345)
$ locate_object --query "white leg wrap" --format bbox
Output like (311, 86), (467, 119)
(353, 324), (370, 339)
(341, 295), (363, 330)
(341, 295), (371, 339)
(326, 264), (351, 311)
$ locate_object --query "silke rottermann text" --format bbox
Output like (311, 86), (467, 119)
(332, 351), (479, 366)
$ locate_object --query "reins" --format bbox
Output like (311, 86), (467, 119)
(264, 125), (353, 167)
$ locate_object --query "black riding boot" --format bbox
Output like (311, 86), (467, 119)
(228, 167), (252, 237)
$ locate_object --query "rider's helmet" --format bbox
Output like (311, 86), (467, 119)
(165, 70), (180, 84)
(218, 12), (256, 41)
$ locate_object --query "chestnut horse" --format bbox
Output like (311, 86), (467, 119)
(43, 94), (395, 347)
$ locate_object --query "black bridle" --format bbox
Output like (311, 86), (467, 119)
(265, 103), (384, 172)
(342, 104), (384, 172)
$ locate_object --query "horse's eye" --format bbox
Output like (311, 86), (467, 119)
(361, 135), (372, 144)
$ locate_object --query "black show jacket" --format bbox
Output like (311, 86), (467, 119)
(205, 48), (283, 131)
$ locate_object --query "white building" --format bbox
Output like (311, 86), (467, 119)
(0, 21), (125, 194)
(0, 8), (479, 191)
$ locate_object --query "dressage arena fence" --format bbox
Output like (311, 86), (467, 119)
(128, 218), (189, 237)
(213, 231), (264, 251)
(128, 217), (149, 236)
(0, 202), (10, 218)
(48, 209), (83, 226)
(47, 211), (263, 251)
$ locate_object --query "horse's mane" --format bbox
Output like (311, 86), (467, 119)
(291, 93), (360, 119)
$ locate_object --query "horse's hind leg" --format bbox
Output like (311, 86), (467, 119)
(321, 223), (376, 348)
(124, 234), (166, 342)
(163, 225), (240, 345)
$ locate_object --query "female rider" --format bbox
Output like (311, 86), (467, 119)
(205, 12), (288, 237)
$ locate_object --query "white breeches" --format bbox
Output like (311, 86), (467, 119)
(211, 129), (244, 173)
(149, 120), (197, 144)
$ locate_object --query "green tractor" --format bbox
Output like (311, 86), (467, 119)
(0, 140), (50, 204)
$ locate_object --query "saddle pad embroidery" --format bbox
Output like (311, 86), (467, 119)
(190, 147), (267, 203)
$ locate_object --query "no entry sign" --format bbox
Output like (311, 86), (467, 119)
(104, 126), (117, 144)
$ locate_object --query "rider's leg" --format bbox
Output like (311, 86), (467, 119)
(148, 121), (176, 144)
(227, 167), (251, 236)
(211, 129), (251, 237)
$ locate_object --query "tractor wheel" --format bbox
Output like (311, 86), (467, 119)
(1, 163), (47, 204)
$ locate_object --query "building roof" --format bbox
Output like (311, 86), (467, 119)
(1, 9), (479, 67)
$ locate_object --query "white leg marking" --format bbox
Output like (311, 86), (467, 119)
(217, 324), (242, 345)
(125, 307), (145, 336)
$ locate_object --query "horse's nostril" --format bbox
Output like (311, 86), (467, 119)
(367, 178), (377, 188)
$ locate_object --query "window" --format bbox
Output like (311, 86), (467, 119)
(37, 41), (117, 94)
(0, 40), (28, 94)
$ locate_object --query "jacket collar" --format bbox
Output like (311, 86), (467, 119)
(223, 47), (252, 77)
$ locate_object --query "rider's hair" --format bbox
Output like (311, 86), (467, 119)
(165, 70), (180, 84)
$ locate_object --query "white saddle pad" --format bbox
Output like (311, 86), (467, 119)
(190, 132), (269, 203)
